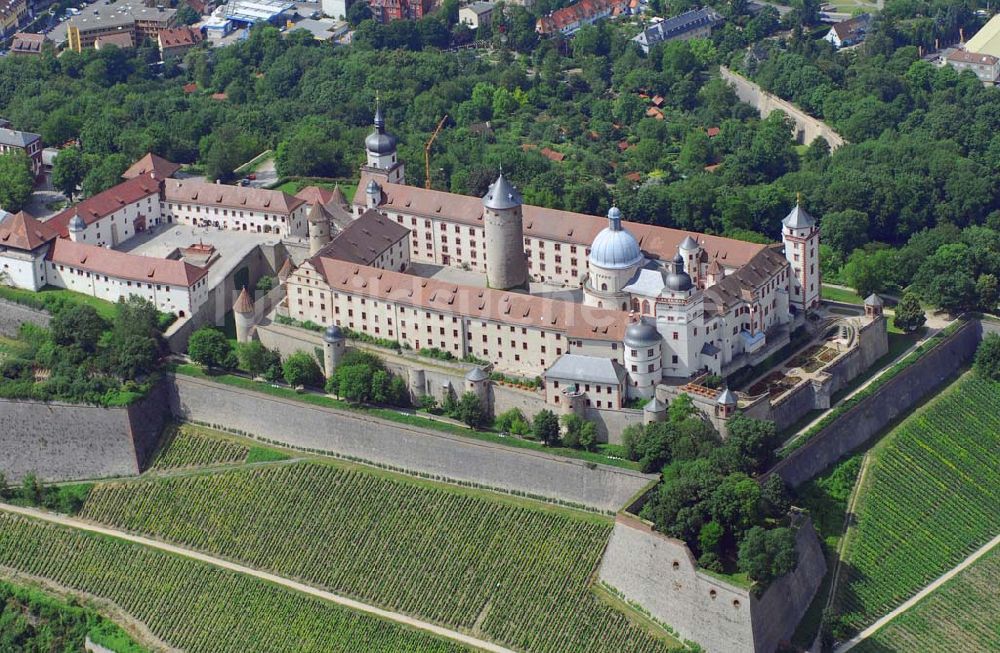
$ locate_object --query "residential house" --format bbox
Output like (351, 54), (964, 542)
(536, 0), (626, 36)
(459, 1), (493, 29)
(823, 13), (870, 49)
(944, 49), (1000, 84)
(10, 32), (47, 55)
(0, 124), (42, 177)
(157, 26), (202, 60)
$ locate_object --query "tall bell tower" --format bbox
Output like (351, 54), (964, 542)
(782, 196), (821, 311)
(364, 97), (404, 185)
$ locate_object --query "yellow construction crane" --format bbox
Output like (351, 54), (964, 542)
(424, 115), (448, 190)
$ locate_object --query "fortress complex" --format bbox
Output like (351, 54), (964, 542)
(286, 108), (822, 406)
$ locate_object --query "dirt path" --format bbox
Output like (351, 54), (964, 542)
(833, 532), (1000, 652)
(0, 503), (515, 653)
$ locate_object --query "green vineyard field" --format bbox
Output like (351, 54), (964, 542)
(852, 545), (1000, 653)
(0, 512), (472, 653)
(80, 461), (682, 653)
(835, 375), (1000, 632)
(149, 425), (250, 470)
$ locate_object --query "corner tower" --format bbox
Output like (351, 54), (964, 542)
(482, 172), (527, 290)
(782, 197), (820, 312)
(364, 102), (404, 184)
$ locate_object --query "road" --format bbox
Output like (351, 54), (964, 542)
(834, 532), (1000, 652)
(0, 503), (516, 653)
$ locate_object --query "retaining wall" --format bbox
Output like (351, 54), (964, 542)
(769, 319), (982, 487)
(166, 374), (655, 511)
(720, 67), (846, 149)
(597, 513), (825, 653)
(0, 297), (49, 337)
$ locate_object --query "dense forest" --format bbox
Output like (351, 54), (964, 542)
(0, 0), (997, 312)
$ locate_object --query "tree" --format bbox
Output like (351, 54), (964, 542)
(20, 473), (43, 505)
(282, 351), (323, 388)
(0, 152), (34, 213)
(51, 148), (86, 199)
(176, 2), (200, 24)
(80, 153), (129, 198)
(698, 520), (724, 555)
(50, 304), (107, 353)
(974, 333), (1000, 382)
(760, 474), (791, 517)
(334, 364), (372, 402)
(532, 409), (560, 445)
(892, 293), (926, 333)
(371, 369), (391, 404)
(821, 209), (869, 257)
(976, 273), (998, 312)
(456, 391), (486, 428)
(721, 415), (777, 474)
(347, 0), (372, 25)
(495, 408), (529, 435)
(188, 328), (234, 370)
(236, 341), (280, 378)
(737, 526), (798, 585)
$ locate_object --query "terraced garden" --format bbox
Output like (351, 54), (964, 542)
(80, 461), (683, 653)
(852, 545), (1000, 653)
(0, 512), (471, 653)
(834, 374), (1000, 633)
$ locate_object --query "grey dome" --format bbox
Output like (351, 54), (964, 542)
(482, 173), (522, 210)
(624, 320), (660, 347)
(679, 235), (700, 251)
(465, 366), (488, 382)
(590, 207), (643, 271)
(717, 387), (738, 406)
(323, 325), (345, 343)
(366, 130), (397, 155)
(69, 214), (86, 232)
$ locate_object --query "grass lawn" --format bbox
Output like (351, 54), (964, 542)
(0, 285), (118, 320)
(821, 284), (864, 305)
(275, 179), (357, 200)
(172, 364), (641, 472)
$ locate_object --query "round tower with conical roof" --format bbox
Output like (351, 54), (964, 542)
(307, 203), (331, 257)
(233, 287), (255, 344)
(482, 172), (527, 290)
(322, 324), (346, 378)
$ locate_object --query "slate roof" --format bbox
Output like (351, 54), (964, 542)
(703, 244), (788, 313)
(0, 126), (40, 148)
(633, 7), (722, 50)
(544, 354), (627, 385)
(312, 209), (409, 266)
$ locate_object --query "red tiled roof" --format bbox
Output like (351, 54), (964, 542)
(233, 286), (254, 313)
(164, 179), (305, 215)
(11, 32), (46, 54)
(354, 173), (766, 268)
(122, 153), (182, 180)
(295, 185), (334, 206)
(624, 171), (641, 182)
(211, 93), (228, 101)
(307, 257), (627, 341)
(651, 95), (664, 107)
(158, 26), (201, 48)
(645, 107), (664, 120)
(537, 0), (625, 33)
(49, 175), (162, 237)
(540, 147), (566, 162)
(0, 210), (58, 251)
(706, 127), (720, 137)
(48, 239), (207, 287)
(183, 82), (198, 94)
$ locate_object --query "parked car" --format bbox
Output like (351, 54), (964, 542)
(247, 173), (256, 180)
(239, 178), (251, 186)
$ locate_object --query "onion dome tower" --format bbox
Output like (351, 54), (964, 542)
(364, 100), (404, 184)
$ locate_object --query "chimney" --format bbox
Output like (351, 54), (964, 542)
(960, 27), (965, 43)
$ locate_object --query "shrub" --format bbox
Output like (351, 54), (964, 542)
(974, 333), (1000, 382)
(282, 351), (323, 388)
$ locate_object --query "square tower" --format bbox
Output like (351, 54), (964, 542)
(782, 201), (820, 312)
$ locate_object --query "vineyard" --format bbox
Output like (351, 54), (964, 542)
(80, 461), (683, 653)
(834, 375), (1000, 632)
(149, 425), (250, 470)
(852, 545), (1000, 653)
(149, 425), (289, 470)
(0, 512), (472, 653)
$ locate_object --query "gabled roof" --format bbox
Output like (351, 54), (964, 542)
(0, 126), (40, 148)
(703, 245), (788, 313)
(10, 32), (47, 54)
(306, 257), (628, 342)
(0, 211), (59, 251)
(946, 49), (999, 65)
(311, 209), (409, 266)
(544, 354), (628, 385)
(296, 185), (335, 207)
(164, 179), (304, 214)
(49, 175), (162, 237)
(966, 14), (1000, 58)
(829, 13), (870, 41)
(122, 153), (182, 180)
(355, 173), (765, 268)
(48, 239), (207, 287)
(158, 26), (202, 48)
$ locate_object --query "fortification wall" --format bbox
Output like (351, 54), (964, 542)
(768, 381), (816, 431)
(750, 515), (828, 652)
(720, 67), (846, 149)
(167, 374), (655, 511)
(0, 400), (139, 482)
(598, 514), (825, 653)
(769, 319), (982, 487)
(0, 297), (49, 337)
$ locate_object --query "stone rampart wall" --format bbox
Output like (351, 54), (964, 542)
(167, 374), (655, 511)
(0, 399), (139, 482)
(768, 380), (816, 432)
(598, 513), (825, 653)
(0, 297), (49, 337)
(769, 319), (982, 487)
(720, 67), (846, 149)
